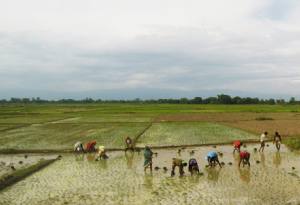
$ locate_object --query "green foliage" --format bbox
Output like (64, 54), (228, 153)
(285, 137), (300, 150)
(1, 94), (299, 105)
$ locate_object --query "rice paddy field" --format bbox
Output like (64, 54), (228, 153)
(1, 103), (300, 204)
(0, 144), (299, 205)
(137, 122), (256, 147)
(1, 103), (300, 150)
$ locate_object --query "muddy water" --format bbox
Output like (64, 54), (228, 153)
(0, 154), (57, 177)
(0, 144), (299, 205)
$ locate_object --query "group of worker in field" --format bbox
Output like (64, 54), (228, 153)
(73, 131), (282, 177)
(144, 131), (282, 176)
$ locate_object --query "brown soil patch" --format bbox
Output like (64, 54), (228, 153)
(155, 113), (300, 137)
(224, 120), (300, 137)
(155, 112), (300, 123)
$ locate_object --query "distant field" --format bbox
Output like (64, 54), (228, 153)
(137, 122), (257, 146)
(0, 103), (300, 150)
(0, 122), (149, 150)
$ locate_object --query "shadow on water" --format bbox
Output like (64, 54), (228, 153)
(125, 151), (134, 169)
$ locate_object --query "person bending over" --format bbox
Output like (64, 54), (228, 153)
(188, 158), (200, 175)
(85, 141), (97, 152)
(171, 158), (187, 176)
(233, 140), (242, 153)
(239, 151), (250, 167)
(207, 151), (222, 168)
(74, 141), (84, 153)
(96, 145), (109, 160)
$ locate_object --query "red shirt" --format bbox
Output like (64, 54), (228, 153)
(234, 141), (241, 148)
(240, 151), (250, 159)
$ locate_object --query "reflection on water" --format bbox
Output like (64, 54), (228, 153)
(260, 153), (266, 168)
(207, 167), (221, 182)
(125, 151), (134, 169)
(74, 153), (84, 161)
(86, 153), (95, 162)
(0, 144), (300, 205)
(238, 167), (251, 183)
(144, 173), (153, 189)
(273, 152), (281, 168)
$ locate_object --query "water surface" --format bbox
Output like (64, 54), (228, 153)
(0, 144), (299, 205)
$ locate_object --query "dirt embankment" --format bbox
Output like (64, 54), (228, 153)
(0, 158), (58, 191)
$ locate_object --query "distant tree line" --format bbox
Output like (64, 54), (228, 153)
(0, 95), (299, 105)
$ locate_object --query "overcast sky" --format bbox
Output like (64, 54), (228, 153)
(1, 0), (300, 99)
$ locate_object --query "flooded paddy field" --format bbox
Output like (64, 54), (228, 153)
(0, 144), (299, 205)
(0, 154), (57, 177)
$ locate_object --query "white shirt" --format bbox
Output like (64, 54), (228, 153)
(260, 134), (266, 142)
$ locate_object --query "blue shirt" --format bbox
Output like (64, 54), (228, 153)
(207, 151), (217, 158)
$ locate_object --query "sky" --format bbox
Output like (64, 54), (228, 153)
(0, 0), (300, 100)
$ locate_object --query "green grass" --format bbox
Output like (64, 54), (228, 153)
(0, 123), (149, 150)
(138, 122), (257, 146)
(284, 137), (300, 150)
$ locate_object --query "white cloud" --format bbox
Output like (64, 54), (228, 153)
(0, 0), (300, 99)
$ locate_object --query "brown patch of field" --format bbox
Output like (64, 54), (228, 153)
(223, 120), (300, 137)
(155, 112), (300, 123)
(155, 113), (300, 137)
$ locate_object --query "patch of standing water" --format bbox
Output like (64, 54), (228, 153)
(0, 144), (299, 205)
(0, 154), (57, 177)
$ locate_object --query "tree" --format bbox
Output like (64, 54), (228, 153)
(191, 97), (202, 104)
(217, 94), (232, 104)
(289, 97), (296, 104)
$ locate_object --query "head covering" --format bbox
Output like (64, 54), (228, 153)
(99, 145), (105, 152)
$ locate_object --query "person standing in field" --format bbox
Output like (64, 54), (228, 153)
(273, 132), (282, 151)
(125, 136), (134, 152)
(144, 146), (153, 172)
(259, 132), (268, 152)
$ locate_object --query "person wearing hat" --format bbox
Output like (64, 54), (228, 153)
(171, 158), (187, 176)
(144, 146), (153, 172)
